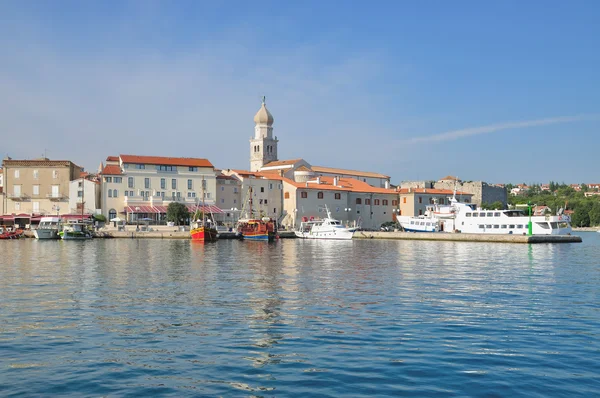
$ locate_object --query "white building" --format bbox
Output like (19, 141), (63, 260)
(221, 169), (284, 221)
(68, 178), (101, 216)
(100, 154), (219, 223)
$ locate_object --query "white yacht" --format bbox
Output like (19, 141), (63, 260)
(295, 207), (357, 240)
(397, 214), (440, 232)
(33, 217), (61, 239)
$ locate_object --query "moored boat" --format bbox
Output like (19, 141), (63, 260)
(59, 222), (93, 240)
(0, 227), (24, 239)
(295, 206), (356, 240)
(189, 177), (218, 242)
(237, 217), (277, 241)
(33, 217), (61, 239)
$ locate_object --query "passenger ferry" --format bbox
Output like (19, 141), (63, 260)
(447, 198), (572, 235)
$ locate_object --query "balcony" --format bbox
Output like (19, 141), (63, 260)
(7, 193), (29, 201)
(46, 193), (67, 201)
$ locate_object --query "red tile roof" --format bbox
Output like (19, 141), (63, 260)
(439, 175), (460, 181)
(106, 156), (119, 162)
(284, 175), (397, 194)
(120, 155), (213, 168)
(262, 159), (303, 167)
(101, 165), (123, 175)
(311, 165), (390, 179)
(217, 174), (238, 180)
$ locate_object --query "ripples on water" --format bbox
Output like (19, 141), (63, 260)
(1, 234), (599, 396)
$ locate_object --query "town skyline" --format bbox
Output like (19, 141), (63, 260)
(1, 1), (598, 182)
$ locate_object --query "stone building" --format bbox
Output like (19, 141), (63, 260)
(1, 157), (83, 223)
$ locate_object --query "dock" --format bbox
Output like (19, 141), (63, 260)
(353, 231), (582, 243)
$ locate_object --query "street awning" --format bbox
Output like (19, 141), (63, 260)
(60, 214), (93, 220)
(124, 206), (159, 214)
(152, 204), (224, 214)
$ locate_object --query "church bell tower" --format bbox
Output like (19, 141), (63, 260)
(250, 96), (278, 171)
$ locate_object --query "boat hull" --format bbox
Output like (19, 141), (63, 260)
(190, 227), (218, 242)
(34, 229), (60, 239)
(60, 232), (92, 240)
(242, 232), (276, 241)
(294, 230), (354, 240)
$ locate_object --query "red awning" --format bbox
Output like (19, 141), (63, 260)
(60, 214), (93, 220)
(124, 206), (159, 214)
(151, 204), (224, 214)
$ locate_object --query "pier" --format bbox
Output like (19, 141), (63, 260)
(353, 231), (582, 243)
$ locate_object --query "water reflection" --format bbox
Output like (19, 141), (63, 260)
(1, 236), (599, 397)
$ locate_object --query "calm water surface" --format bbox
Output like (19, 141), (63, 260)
(1, 234), (599, 397)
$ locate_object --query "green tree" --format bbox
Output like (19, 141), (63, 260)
(167, 202), (190, 225)
(93, 214), (107, 222)
(572, 201), (592, 227)
(589, 202), (600, 226)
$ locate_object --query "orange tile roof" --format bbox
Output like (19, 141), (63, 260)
(106, 156), (119, 162)
(398, 188), (472, 196)
(120, 155), (213, 168)
(217, 174), (237, 180)
(262, 159), (303, 167)
(439, 175), (460, 181)
(101, 165), (123, 175)
(285, 176), (397, 194)
(311, 165), (390, 179)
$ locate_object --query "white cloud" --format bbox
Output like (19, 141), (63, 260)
(407, 115), (598, 144)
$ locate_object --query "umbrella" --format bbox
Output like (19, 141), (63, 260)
(110, 217), (124, 222)
(141, 217), (153, 221)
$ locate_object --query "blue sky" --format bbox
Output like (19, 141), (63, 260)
(1, 1), (598, 184)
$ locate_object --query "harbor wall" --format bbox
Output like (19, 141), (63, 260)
(353, 231), (581, 243)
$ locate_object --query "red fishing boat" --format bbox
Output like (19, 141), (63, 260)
(0, 227), (24, 239)
(190, 177), (218, 242)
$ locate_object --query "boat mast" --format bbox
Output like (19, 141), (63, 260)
(201, 176), (206, 226)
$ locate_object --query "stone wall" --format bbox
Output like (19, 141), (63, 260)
(433, 181), (507, 207)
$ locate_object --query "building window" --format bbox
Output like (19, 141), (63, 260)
(392, 200), (398, 206)
(161, 178), (166, 189)
(419, 209), (422, 215)
(382, 199), (388, 206)
(145, 178), (150, 189)
(374, 199), (380, 205)
(403, 197), (406, 204)
(14, 170), (20, 178)
(284, 192), (290, 199)
(135, 164), (145, 169)
(108, 190), (112, 198)
(33, 185), (40, 196)
(128, 177), (134, 188)
(176, 192), (181, 199)
(53, 170), (58, 179)
(115, 177), (122, 183)
(301, 192), (307, 199)
(234, 187), (238, 193)
(15, 202), (20, 211)
(77, 191), (83, 197)
(172, 179), (177, 189)
(356, 198), (362, 204)
(33, 202), (40, 213)
(105, 177), (112, 183)
(189, 167), (198, 172)
(109, 209), (117, 220)
(221, 198), (225, 204)
(221, 186), (224, 191)
(113, 189), (118, 197)
(125, 191), (129, 197)
(334, 193), (341, 200)
(188, 179), (192, 190)
(264, 199), (268, 204)
(33, 170), (38, 179)
(260, 187), (265, 193)
(365, 199), (371, 205)
(129, 191), (134, 196)
(317, 192), (324, 199)
(269, 183), (273, 190)
(418, 197), (422, 204)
